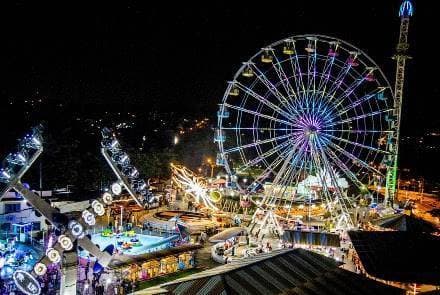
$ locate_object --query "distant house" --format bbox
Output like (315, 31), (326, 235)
(0, 190), (51, 241)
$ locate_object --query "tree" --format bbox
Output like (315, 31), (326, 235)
(173, 128), (217, 171)
(130, 147), (177, 179)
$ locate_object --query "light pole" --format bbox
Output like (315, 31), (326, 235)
(207, 158), (215, 178)
(120, 206), (124, 232)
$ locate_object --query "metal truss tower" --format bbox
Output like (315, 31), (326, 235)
(385, 0), (414, 206)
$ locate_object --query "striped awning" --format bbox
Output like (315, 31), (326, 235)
(145, 248), (404, 295)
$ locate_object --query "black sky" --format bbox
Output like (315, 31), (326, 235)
(0, 1), (436, 135)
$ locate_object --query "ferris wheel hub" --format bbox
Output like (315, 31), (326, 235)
(304, 125), (319, 136)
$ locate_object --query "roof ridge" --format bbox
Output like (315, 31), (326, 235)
(161, 249), (296, 286)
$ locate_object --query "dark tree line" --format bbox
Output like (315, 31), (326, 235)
(21, 125), (217, 191)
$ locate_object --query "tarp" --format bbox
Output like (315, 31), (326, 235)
(208, 227), (247, 243)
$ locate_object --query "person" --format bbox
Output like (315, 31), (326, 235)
(199, 232), (204, 244)
(255, 229), (261, 238)
(99, 282), (104, 295)
(188, 200), (192, 211)
(85, 259), (90, 280)
(92, 278), (96, 292)
(23, 253), (29, 263)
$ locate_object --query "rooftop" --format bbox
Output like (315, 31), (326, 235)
(371, 213), (438, 233)
(142, 248), (404, 295)
(348, 231), (440, 285)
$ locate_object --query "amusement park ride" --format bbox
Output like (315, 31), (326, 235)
(0, 0), (413, 294)
(101, 127), (157, 208)
(385, 0), (414, 206)
(0, 127), (156, 295)
(215, 0), (414, 237)
(170, 163), (221, 211)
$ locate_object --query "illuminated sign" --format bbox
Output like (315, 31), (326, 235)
(13, 270), (41, 295)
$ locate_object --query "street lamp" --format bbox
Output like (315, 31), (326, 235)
(206, 158), (214, 178)
(120, 206), (124, 232)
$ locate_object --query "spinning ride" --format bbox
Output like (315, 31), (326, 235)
(170, 163), (220, 210)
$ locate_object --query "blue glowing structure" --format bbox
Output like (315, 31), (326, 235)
(0, 126), (113, 295)
(399, 0), (414, 18)
(101, 127), (156, 208)
(0, 125), (43, 196)
(216, 35), (396, 230)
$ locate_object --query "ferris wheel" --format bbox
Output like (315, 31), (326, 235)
(215, 35), (395, 229)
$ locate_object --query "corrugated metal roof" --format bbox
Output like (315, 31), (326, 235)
(148, 248), (404, 295)
(348, 231), (440, 285)
(371, 213), (437, 233)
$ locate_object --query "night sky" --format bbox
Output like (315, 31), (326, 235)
(0, 1), (438, 180)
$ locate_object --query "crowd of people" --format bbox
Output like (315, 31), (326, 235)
(78, 258), (136, 295)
